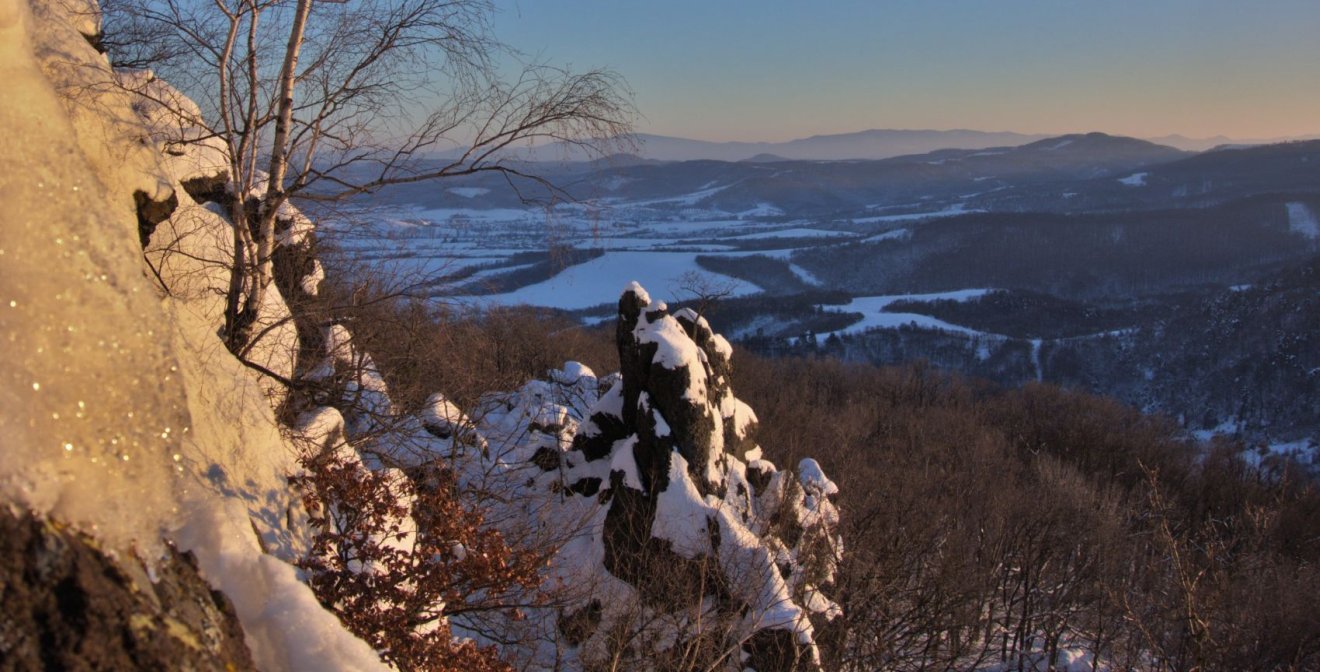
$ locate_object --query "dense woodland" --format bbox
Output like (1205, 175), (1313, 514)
(792, 195), (1319, 300)
(324, 281), (1320, 671)
(750, 253), (1320, 447)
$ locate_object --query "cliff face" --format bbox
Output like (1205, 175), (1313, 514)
(0, 0), (249, 665)
(0, 1), (385, 669)
(0, 0), (187, 556)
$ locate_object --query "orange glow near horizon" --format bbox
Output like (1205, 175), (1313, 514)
(493, 1), (1320, 144)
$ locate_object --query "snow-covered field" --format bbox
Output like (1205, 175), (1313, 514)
(817, 289), (996, 338)
(464, 251), (763, 310)
(315, 190), (1014, 345)
(320, 200), (877, 310)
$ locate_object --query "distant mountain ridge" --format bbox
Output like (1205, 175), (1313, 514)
(468, 129), (1054, 163)
(630, 129), (1053, 161)
(637, 129), (1320, 160)
(381, 132), (1201, 214)
(1148, 133), (1320, 152)
(433, 128), (1320, 163)
(893, 132), (1190, 173)
(375, 133), (1320, 220)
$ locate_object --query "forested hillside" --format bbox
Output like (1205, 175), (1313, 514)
(338, 293), (1320, 671)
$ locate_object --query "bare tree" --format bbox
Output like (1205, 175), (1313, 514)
(673, 270), (737, 323)
(106, 0), (634, 351)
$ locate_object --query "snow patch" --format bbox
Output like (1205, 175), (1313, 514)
(633, 303), (711, 405)
(609, 436), (644, 490)
(1286, 202), (1320, 239)
(787, 263), (825, 287)
(797, 458), (838, 497)
(737, 202), (786, 217)
(469, 251), (758, 310)
(651, 453), (714, 558)
(447, 187), (490, 199)
(551, 360), (596, 384)
(1118, 172), (1148, 186)
(174, 499), (390, 671)
(860, 228), (911, 244)
(625, 280), (651, 305)
(301, 259), (325, 295)
(723, 227), (855, 240)
(853, 203), (979, 224)
(730, 399), (759, 439)
(816, 289), (997, 340)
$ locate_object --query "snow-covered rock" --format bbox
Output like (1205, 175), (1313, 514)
(0, 0), (187, 556)
(526, 284), (842, 671)
(309, 284), (844, 671)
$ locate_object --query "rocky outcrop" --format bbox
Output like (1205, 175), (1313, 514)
(313, 282), (842, 671)
(554, 284), (841, 672)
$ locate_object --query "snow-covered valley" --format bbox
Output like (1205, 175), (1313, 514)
(316, 200), (949, 314)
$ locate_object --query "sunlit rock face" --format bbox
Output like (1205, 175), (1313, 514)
(0, 0), (188, 552)
(0, 3), (391, 670)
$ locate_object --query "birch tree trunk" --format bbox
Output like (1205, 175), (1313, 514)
(228, 0), (312, 349)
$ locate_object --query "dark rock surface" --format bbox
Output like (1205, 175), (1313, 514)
(0, 510), (253, 672)
(134, 187), (179, 248)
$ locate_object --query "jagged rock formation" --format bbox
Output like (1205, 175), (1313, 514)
(539, 284), (841, 671)
(305, 283), (843, 671)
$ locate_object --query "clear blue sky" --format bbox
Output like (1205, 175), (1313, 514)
(492, 0), (1320, 142)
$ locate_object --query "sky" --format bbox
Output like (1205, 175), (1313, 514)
(491, 1), (1320, 143)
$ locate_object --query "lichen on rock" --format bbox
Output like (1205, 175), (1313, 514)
(0, 509), (254, 670)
